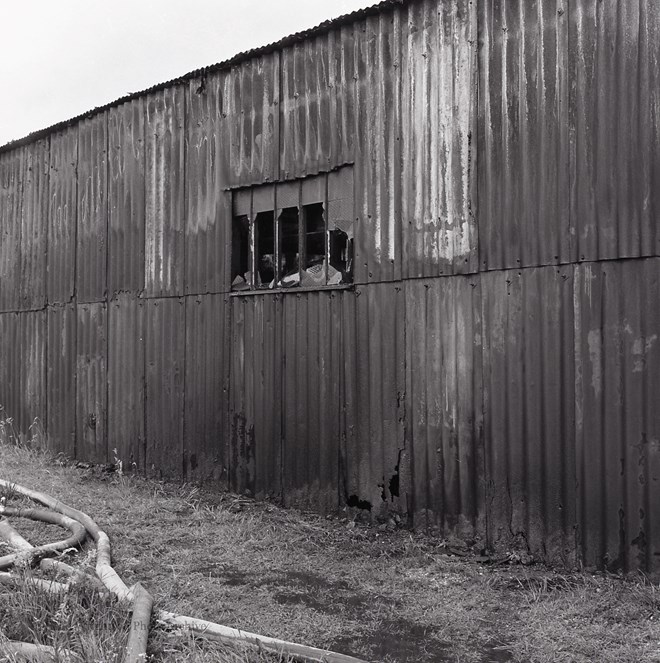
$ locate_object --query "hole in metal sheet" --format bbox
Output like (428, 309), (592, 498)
(346, 495), (372, 511)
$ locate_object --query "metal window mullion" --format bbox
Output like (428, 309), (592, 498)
(298, 181), (304, 282)
(324, 172), (329, 285)
(274, 185), (280, 286)
(249, 191), (256, 289)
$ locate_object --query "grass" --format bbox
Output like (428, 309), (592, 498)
(0, 437), (659, 662)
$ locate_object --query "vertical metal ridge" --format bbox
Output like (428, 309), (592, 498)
(108, 99), (146, 298)
(76, 113), (108, 303)
(575, 258), (660, 573)
(46, 129), (78, 304)
(75, 302), (107, 463)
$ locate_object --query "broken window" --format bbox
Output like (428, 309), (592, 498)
(255, 211), (275, 288)
(231, 167), (354, 292)
(300, 203), (326, 287)
(231, 215), (250, 291)
(328, 170), (354, 285)
(278, 207), (300, 287)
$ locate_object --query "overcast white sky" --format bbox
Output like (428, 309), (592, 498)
(0, 0), (374, 146)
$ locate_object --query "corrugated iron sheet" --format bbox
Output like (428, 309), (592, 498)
(76, 303), (107, 463)
(228, 294), (282, 498)
(342, 283), (407, 518)
(144, 88), (185, 298)
(221, 53), (279, 187)
(108, 295), (145, 471)
(575, 259), (660, 574)
(20, 139), (49, 310)
(479, 0), (570, 271)
(281, 291), (343, 513)
(353, 10), (402, 284)
(0, 313), (21, 430)
(108, 99), (146, 298)
(145, 297), (185, 478)
(405, 276), (484, 537)
(571, 0), (660, 262)
(185, 75), (229, 295)
(46, 304), (76, 455)
(0, 149), (24, 312)
(481, 266), (576, 564)
(400, 0), (477, 279)
(76, 114), (108, 303)
(280, 28), (355, 178)
(0, 312), (46, 436)
(184, 294), (228, 484)
(19, 311), (47, 435)
(47, 128), (77, 304)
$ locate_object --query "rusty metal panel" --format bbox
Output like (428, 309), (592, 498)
(280, 27), (356, 179)
(575, 260), (660, 574)
(405, 276), (484, 537)
(479, 0), (570, 270)
(0, 311), (46, 436)
(108, 295), (145, 471)
(46, 304), (76, 456)
(19, 311), (47, 435)
(0, 314), (12, 426)
(228, 294), (282, 498)
(0, 149), (24, 312)
(353, 10), (401, 284)
(401, 0), (478, 279)
(571, 0), (660, 262)
(281, 291), (343, 513)
(221, 54), (279, 188)
(76, 113), (108, 303)
(145, 297), (185, 478)
(76, 303), (107, 463)
(341, 283), (407, 518)
(144, 87), (185, 298)
(482, 266), (576, 564)
(0, 313), (21, 431)
(184, 294), (228, 484)
(185, 75), (229, 295)
(20, 140), (49, 310)
(108, 99), (145, 298)
(48, 128), (78, 304)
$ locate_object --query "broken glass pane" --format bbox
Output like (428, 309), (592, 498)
(303, 203), (325, 267)
(231, 214), (250, 290)
(255, 211), (275, 288)
(278, 207), (300, 287)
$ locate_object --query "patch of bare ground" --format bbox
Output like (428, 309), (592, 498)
(1, 441), (659, 662)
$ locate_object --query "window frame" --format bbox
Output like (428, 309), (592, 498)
(229, 168), (354, 295)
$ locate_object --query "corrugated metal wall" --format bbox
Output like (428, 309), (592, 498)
(481, 267), (577, 564)
(108, 99), (145, 298)
(406, 276), (484, 537)
(575, 259), (660, 573)
(48, 128), (77, 304)
(571, 0), (660, 262)
(1, 0), (659, 573)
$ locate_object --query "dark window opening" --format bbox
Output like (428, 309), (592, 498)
(301, 202), (326, 286)
(278, 207), (300, 287)
(255, 211), (275, 288)
(329, 229), (352, 284)
(231, 169), (353, 292)
(231, 215), (250, 291)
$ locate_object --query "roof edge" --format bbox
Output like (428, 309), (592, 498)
(0, 0), (407, 155)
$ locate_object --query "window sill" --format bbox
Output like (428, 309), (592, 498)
(229, 284), (354, 297)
